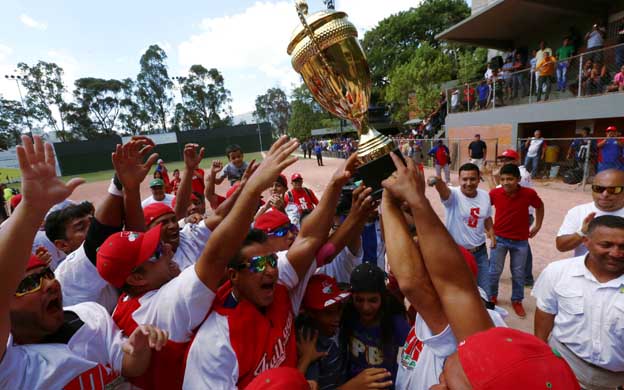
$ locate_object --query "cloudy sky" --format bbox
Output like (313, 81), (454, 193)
(0, 0), (451, 118)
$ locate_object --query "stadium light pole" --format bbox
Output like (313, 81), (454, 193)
(170, 76), (188, 160)
(257, 122), (264, 153)
(4, 73), (33, 137)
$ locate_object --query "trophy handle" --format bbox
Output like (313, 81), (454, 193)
(294, 0), (334, 76)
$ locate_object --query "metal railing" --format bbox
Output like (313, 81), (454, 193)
(447, 42), (624, 114)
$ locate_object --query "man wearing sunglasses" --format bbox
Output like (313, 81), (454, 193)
(184, 153), (359, 389)
(0, 136), (168, 389)
(557, 169), (624, 257)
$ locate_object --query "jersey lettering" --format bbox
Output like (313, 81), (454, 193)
(400, 327), (424, 369)
(350, 336), (384, 365)
(63, 364), (120, 390)
(468, 207), (480, 228)
(253, 311), (294, 376)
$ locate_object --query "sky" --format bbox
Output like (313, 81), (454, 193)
(0, 0), (452, 120)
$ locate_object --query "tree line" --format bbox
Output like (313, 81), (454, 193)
(0, 44), (233, 149)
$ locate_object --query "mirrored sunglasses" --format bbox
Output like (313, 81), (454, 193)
(268, 224), (298, 238)
(237, 254), (278, 273)
(15, 267), (55, 297)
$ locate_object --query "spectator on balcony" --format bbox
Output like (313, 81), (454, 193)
(585, 62), (608, 96)
(511, 53), (526, 98)
(524, 130), (547, 178)
(535, 41), (552, 72)
(484, 63), (493, 80)
(463, 83), (476, 111)
(476, 79), (490, 109)
(597, 126), (624, 172)
(501, 56), (514, 100)
(536, 52), (556, 102)
(530, 49), (538, 93)
(616, 26), (624, 70)
(450, 89), (460, 113)
(584, 23), (606, 63)
(428, 140), (451, 184)
(555, 37), (575, 92)
(607, 65), (624, 93)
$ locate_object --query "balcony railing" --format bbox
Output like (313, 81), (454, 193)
(446, 43), (624, 115)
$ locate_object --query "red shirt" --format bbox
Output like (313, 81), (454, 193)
(285, 187), (319, 213)
(191, 168), (205, 195)
(489, 186), (543, 240)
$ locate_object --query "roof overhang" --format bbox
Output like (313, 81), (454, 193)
(437, 0), (612, 50)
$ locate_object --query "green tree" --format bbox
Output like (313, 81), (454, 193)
(119, 78), (149, 135)
(385, 43), (452, 121)
(136, 45), (174, 132)
(457, 47), (488, 83)
(254, 87), (290, 136)
(180, 65), (233, 129)
(361, 0), (470, 93)
(287, 84), (327, 139)
(16, 61), (68, 132)
(61, 102), (96, 140)
(72, 78), (125, 133)
(0, 96), (27, 149)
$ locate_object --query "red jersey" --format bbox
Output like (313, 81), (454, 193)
(170, 177), (181, 195)
(490, 186), (543, 240)
(285, 187), (319, 213)
(191, 168), (205, 195)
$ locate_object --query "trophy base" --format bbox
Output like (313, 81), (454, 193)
(356, 149), (404, 199)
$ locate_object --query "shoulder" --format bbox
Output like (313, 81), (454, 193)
(542, 256), (583, 277)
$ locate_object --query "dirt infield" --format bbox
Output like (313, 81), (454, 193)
(71, 154), (592, 333)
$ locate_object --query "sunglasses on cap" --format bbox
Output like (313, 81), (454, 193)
(268, 224), (299, 238)
(234, 254), (278, 273)
(592, 185), (624, 195)
(15, 267), (55, 297)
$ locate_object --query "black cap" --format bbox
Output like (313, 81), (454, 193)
(350, 263), (386, 293)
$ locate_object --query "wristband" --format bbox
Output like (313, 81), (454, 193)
(113, 174), (123, 191)
(576, 228), (586, 238)
(108, 178), (123, 197)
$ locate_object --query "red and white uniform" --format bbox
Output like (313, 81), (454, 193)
(0, 302), (126, 390)
(285, 188), (319, 214)
(172, 220), (212, 270)
(183, 252), (316, 389)
(112, 266), (215, 390)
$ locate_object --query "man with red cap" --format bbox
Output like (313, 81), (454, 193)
(0, 135), (168, 389)
(256, 174), (289, 217)
(184, 152), (358, 389)
(55, 137), (160, 312)
(597, 125), (623, 173)
(286, 173), (319, 219)
(381, 152), (579, 390)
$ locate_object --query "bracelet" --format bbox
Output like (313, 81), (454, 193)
(108, 178), (123, 197)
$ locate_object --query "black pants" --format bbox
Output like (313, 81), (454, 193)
(316, 153), (323, 166)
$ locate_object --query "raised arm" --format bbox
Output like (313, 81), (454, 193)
(428, 176), (451, 201)
(205, 160), (223, 210)
(380, 189), (448, 334)
(194, 137), (299, 291)
(0, 136), (83, 358)
(175, 144), (204, 221)
(382, 153), (493, 341)
(287, 153), (359, 280)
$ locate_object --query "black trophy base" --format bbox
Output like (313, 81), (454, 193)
(356, 149), (404, 199)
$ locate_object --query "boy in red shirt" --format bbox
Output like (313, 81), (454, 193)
(285, 173), (319, 218)
(488, 164), (544, 318)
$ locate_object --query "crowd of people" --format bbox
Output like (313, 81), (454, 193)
(449, 23), (624, 112)
(0, 132), (622, 390)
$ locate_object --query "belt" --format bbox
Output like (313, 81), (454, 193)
(465, 243), (486, 253)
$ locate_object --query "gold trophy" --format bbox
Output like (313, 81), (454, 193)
(287, 0), (401, 198)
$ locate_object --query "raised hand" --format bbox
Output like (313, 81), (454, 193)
(16, 135), (84, 214)
(340, 368), (392, 390)
(112, 139), (159, 190)
(382, 152), (426, 205)
(209, 160), (223, 177)
(348, 184), (375, 222)
(122, 324), (169, 355)
(184, 143), (205, 170)
(297, 328), (327, 367)
(247, 136), (299, 192)
(330, 153), (359, 188)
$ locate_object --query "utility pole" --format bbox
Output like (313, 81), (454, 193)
(4, 74), (33, 137)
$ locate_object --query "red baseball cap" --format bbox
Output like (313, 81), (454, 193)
(10, 194), (22, 209)
(606, 125), (617, 132)
(303, 274), (351, 311)
(143, 203), (175, 226)
(246, 367), (309, 390)
(458, 246), (478, 278)
(291, 173), (303, 182)
(254, 210), (290, 234)
(26, 254), (47, 271)
(497, 149), (519, 160)
(458, 328), (580, 390)
(96, 225), (162, 288)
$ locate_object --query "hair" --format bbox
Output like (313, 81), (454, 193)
(153, 171), (162, 179)
(227, 229), (268, 268)
(500, 163), (521, 178)
(44, 202), (94, 241)
(459, 163), (480, 176)
(581, 126), (591, 134)
(588, 215), (624, 235)
(226, 144), (242, 158)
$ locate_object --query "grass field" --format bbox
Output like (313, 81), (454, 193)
(0, 167), (21, 183)
(61, 151), (265, 183)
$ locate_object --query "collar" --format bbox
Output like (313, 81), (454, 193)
(570, 255), (624, 288)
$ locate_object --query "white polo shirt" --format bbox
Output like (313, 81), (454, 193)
(532, 255), (624, 372)
(557, 202), (624, 257)
(442, 188), (492, 248)
(141, 194), (174, 208)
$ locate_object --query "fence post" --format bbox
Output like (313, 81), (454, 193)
(581, 143), (590, 191)
(529, 69), (533, 104)
(577, 53), (583, 97)
(493, 80), (497, 109)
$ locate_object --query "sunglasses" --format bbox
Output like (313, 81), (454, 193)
(236, 254), (278, 273)
(16, 267), (55, 297)
(591, 185), (624, 195)
(268, 224), (298, 238)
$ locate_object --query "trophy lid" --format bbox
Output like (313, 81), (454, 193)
(287, 10), (350, 55)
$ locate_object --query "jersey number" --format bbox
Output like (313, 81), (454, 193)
(468, 208), (480, 228)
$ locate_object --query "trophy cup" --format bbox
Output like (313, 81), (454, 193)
(287, 0), (401, 198)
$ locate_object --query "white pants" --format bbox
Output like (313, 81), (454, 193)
(470, 158), (484, 168)
(435, 164), (451, 183)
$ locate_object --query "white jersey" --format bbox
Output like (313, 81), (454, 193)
(141, 194), (174, 208)
(396, 309), (507, 390)
(55, 245), (120, 313)
(183, 251), (316, 389)
(442, 188), (492, 248)
(33, 229), (67, 271)
(0, 302), (126, 390)
(557, 202), (624, 257)
(316, 244), (363, 284)
(172, 220), (212, 270)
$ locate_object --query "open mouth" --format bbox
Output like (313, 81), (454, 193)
(260, 281), (276, 291)
(46, 297), (62, 314)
